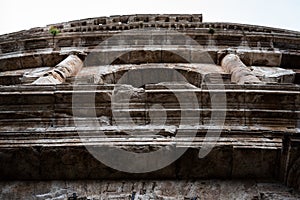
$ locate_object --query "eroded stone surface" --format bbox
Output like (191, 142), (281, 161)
(32, 55), (83, 84)
(221, 54), (261, 84)
(0, 14), (299, 195)
(251, 66), (295, 83)
(74, 63), (225, 86)
(0, 180), (299, 200)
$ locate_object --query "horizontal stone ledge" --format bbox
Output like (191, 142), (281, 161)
(0, 83), (298, 91)
(0, 180), (298, 199)
(0, 46), (300, 72)
(1, 20), (299, 43)
(0, 118), (297, 129)
(0, 135), (282, 147)
(0, 87), (298, 94)
(0, 142), (282, 150)
(0, 125), (294, 135)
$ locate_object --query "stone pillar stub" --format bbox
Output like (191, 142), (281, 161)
(32, 54), (83, 84)
(221, 54), (261, 84)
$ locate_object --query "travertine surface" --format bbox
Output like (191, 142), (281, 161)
(251, 66), (295, 83)
(221, 54), (261, 84)
(0, 180), (299, 200)
(32, 55), (83, 84)
(0, 14), (299, 196)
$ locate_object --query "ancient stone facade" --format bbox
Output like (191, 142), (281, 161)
(0, 14), (299, 199)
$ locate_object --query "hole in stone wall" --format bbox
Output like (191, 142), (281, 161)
(120, 16), (129, 24)
(176, 16), (193, 22)
(112, 18), (119, 23)
(96, 18), (107, 25)
(155, 16), (169, 22)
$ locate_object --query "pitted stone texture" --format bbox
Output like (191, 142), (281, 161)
(0, 180), (299, 200)
(221, 54), (261, 84)
(237, 50), (282, 67)
(74, 63), (225, 86)
(1, 15), (300, 72)
(32, 55), (83, 84)
(251, 66), (295, 83)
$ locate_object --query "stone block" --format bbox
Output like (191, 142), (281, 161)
(0, 57), (22, 72)
(129, 50), (162, 64)
(252, 51), (282, 67)
(244, 90), (296, 110)
(162, 49), (190, 63)
(232, 148), (280, 179)
(24, 39), (49, 51)
(0, 147), (40, 180)
(177, 147), (233, 179)
(190, 50), (217, 64)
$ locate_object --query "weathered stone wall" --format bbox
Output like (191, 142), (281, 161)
(1, 180), (300, 200)
(0, 15), (300, 73)
(0, 14), (299, 195)
(0, 84), (298, 182)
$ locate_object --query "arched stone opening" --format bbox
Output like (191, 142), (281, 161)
(99, 65), (202, 88)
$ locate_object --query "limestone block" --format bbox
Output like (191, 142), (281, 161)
(20, 67), (52, 83)
(232, 148), (280, 179)
(190, 49), (217, 64)
(244, 89), (296, 110)
(0, 180), (299, 200)
(252, 51), (282, 67)
(0, 148), (40, 180)
(31, 75), (61, 84)
(251, 66), (295, 83)
(177, 147), (233, 179)
(286, 140), (300, 191)
(0, 56), (22, 72)
(20, 54), (44, 69)
(161, 49), (190, 63)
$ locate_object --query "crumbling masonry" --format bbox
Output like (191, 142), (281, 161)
(0, 14), (299, 199)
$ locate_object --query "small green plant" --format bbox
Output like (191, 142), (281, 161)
(208, 28), (215, 35)
(49, 26), (60, 48)
(49, 26), (60, 36)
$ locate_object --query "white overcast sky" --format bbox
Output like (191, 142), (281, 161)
(0, 0), (299, 35)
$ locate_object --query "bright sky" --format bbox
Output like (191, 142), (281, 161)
(0, 0), (299, 35)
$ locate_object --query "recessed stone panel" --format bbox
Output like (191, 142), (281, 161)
(232, 148), (280, 179)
